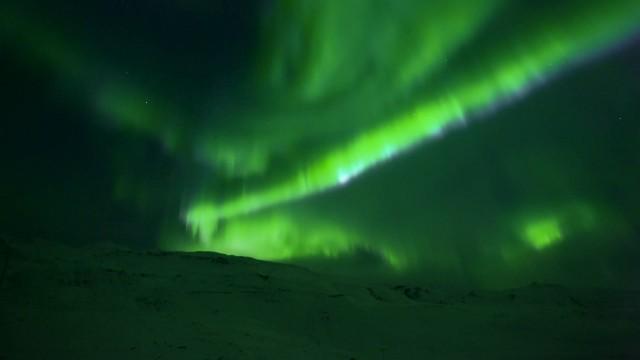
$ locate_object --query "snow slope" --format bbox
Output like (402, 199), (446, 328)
(1, 239), (638, 359)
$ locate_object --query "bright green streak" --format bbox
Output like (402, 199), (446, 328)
(187, 0), (640, 240)
(169, 211), (408, 270)
(183, 212), (355, 259)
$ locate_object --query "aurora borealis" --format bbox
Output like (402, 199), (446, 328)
(187, 0), (640, 242)
(1, 0), (640, 288)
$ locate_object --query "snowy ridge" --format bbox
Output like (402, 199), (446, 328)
(1, 239), (639, 359)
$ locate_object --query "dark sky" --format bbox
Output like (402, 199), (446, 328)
(1, 0), (639, 288)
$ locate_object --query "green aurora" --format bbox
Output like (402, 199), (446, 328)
(188, 0), (639, 237)
(1, 0), (639, 287)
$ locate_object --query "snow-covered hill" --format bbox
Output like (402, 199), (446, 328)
(1, 239), (638, 359)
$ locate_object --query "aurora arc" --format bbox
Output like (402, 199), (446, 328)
(187, 0), (640, 241)
(1, 1), (639, 252)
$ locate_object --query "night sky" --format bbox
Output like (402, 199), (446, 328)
(1, 0), (639, 288)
